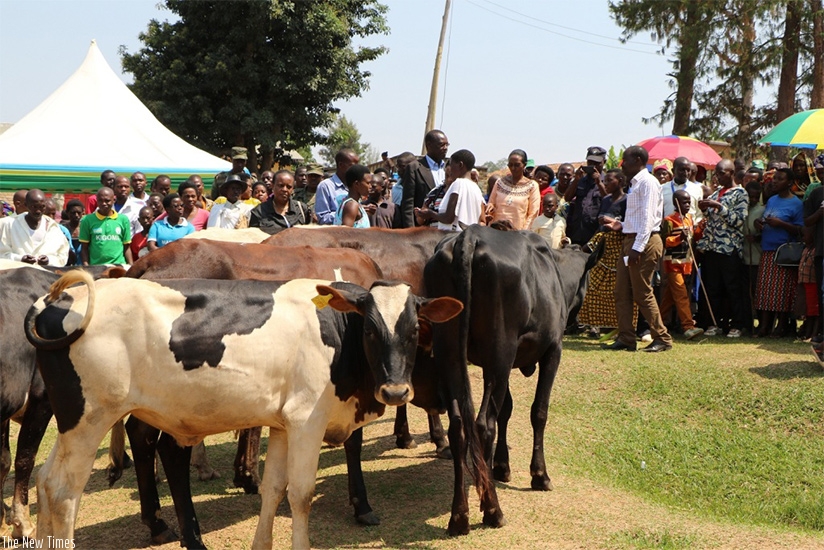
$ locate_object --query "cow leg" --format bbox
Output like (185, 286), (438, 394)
(157, 432), (205, 549)
(36, 420), (112, 543)
(428, 413), (451, 459)
(492, 387), (513, 483)
(529, 346), (561, 492)
(392, 405), (416, 449)
(445, 397), (470, 536)
(284, 423), (324, 550)
(474, 371), (508, 529)
(233, 427), (262, 494)
(1, 420), (10, 525)
(252, 430), (288, 550)
(9, 392), (52, 539)
(191, 441), (220, 481)
(344, 427), (379, 525)
(125, 416), (178, 546)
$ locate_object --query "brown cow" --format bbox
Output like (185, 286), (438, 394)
(264, 226), (448, 295)
(122, 238), (383, 495)
(265, 225), (454, 457)
(126, 238), (383, 284)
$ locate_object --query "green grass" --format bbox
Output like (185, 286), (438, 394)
(553, 335), (824, 532)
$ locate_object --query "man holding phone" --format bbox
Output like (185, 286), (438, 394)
(564, 146), (608, 246)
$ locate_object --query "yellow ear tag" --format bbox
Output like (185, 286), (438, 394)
(312, 294), (331, 309)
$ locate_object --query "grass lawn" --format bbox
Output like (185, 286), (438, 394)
(4, 334), (824, 549)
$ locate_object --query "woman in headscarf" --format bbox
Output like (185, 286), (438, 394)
(791, 152), (821, 200)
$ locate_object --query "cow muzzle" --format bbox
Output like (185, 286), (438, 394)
(377, 384), (414, 406)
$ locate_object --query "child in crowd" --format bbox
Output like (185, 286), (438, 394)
(660, 190), (704, 340)
(530, 193), (568, 249)
(130, 206), (154, 259)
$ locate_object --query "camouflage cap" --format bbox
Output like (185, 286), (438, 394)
(231, 147), (248, 160)
(306, 163), (324, 176)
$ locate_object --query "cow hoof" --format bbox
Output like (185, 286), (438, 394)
(150, 527), (179, 545)
(435, 445), (452, 460)
(483, 509), (507, 528)
(198, 469), (221, 481)
(107, 466), (123, 487)
(492, 465), (511, 483)
(356, 511), (380, 526)
(234, 475), (259, 495)
(182, 537), (207, 549)
(447, 514), (470, 536)
(395, 436), (417, 449)
(531, 475), (553, 491)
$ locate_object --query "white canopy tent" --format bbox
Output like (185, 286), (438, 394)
(0, 40), (230, 191)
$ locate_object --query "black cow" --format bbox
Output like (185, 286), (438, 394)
(423, 225), (601, 533)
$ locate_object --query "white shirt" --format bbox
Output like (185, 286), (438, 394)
(0, 214), (69, 266)
(425, 155), (446, 188)
(530, 215), (567, 249)
(117, 195), (148, 237)
(623, 169), (663, 253)
(661, 179), (704, 221)
(207, 200), (252, 229)
(437, 177), (485, 231)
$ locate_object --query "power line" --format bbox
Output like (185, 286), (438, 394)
(464, 0), (661, 56)
(478, 0), (662, 47)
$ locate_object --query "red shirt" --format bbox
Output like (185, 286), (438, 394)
(131, 231), (149, 259)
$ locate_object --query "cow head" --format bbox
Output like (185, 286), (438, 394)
(556, 239), (605, 329)
(316, 282), (462, 406)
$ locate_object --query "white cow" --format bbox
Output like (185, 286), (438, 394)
(24, 271), (461, 549)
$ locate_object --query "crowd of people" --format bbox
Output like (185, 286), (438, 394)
(1, 132), (822, 355)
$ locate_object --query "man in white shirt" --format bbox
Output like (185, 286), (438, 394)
(207, 174), (253, 229)
(0, 189), (69, 266)
(602, 146), (672, 353)
(113, 176), (146, 237)
(661, 156), (704, 221)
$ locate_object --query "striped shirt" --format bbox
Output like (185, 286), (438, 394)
(623, 169), (663, 253)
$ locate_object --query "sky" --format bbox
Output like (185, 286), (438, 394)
(0, 0), (676, 166)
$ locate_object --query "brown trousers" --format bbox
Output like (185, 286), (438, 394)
(615, 234), (672, 347)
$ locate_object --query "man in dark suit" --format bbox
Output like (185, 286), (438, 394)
(400, 129), (449, 227)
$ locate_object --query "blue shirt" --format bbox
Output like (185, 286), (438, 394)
(147, 217), (195, 248)
(315, 174), (348, 225)
(761, 194), (804, 252)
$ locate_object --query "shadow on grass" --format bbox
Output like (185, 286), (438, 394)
(78, 425), (472, 549)
(749, 360), (824, 380)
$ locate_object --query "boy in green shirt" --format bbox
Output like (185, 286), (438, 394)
(79, 187), (133, 265)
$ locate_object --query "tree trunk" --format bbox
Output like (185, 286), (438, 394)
(772, 0), (802, 162)
(811, 0), (824, 108)
(733, 7), (756, 162)
(671, 1), (703, 135)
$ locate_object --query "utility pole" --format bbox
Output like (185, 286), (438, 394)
(422, 0), (452, 155)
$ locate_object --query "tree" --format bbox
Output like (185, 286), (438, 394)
(811, 0), (824, 108)
(121, 0), (388, 173)
(317, 115), (378, 165)
(609, 0), (718, 135)
(480, 159), (507, 173)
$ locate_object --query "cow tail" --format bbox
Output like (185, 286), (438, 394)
(452, 230), (491, 502)
(24, 269), (96, 351)
(106, 418), (127, 487)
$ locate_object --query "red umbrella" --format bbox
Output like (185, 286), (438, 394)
(635, 135), (722, 169)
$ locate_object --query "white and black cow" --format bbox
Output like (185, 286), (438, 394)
(423, 225), (602, 534)
(24, 271), (462, 549)
(0, 260), (126, 540)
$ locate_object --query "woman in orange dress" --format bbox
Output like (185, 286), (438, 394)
(483, 149), (541, 230)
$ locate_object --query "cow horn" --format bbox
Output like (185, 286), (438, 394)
(24, 270), (96, 351)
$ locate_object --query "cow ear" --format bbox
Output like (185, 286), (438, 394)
(417, 319), (433, 351)
(418, 297), (463, 323)
(316, 285), (364, 315)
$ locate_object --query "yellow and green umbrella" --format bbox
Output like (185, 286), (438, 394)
(759, 109), (824, 149)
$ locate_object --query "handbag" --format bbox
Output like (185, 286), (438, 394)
(774, 241), (804, 267)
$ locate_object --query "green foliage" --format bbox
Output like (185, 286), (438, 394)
(317, 114), (378, 165)
(480, 158), (507, 172)
(605, 145), (625, 170)
(121, 0), (388, 160)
